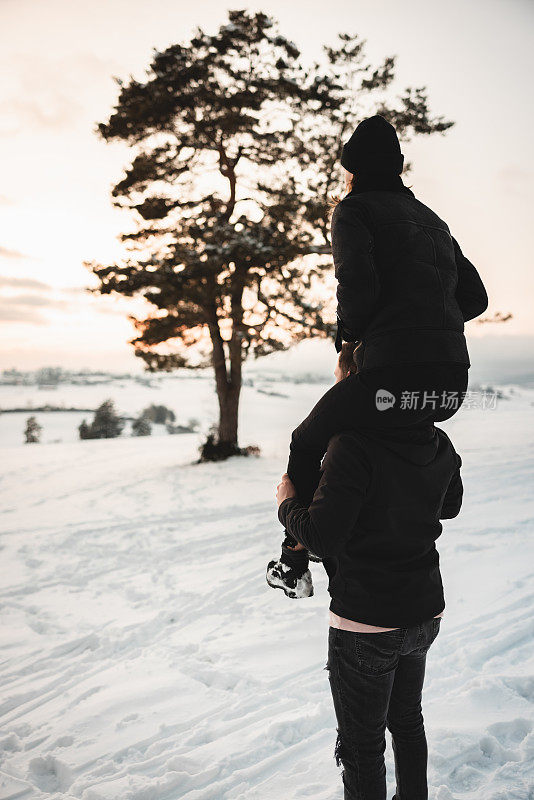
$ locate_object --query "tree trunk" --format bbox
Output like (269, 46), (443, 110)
(216, 321), (243, 448)
(203, 264), (246, 459)
(205, 307), (243, 459)
(217, 382), (241, 446)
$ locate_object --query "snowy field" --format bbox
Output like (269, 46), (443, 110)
(1, 346), (533, 799)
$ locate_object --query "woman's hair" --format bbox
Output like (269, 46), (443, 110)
(329, 172), (413, 209)
(328, 174), (358, 210)
(338, 341), (359, 377)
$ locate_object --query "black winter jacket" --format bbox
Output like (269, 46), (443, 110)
(278, 424), (462, 628)
(332, 182), (488, 371)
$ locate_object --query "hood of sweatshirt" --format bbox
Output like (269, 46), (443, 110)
(355, 424), (441, 466)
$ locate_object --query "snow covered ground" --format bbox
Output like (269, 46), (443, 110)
(1, 354), (533, 799)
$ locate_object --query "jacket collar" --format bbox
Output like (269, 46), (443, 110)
(348, 173), (415, 198)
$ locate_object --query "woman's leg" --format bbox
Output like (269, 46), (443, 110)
(281, 363), (468, 563)
(286, 363), (468, 507)
(432, 365), (469, 422)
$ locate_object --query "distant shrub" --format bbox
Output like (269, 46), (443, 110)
(166, 417), (200, 435)
(79, 420), (91, 439)
(142, 404), (176, 424)
(36, 366), (62, 386)
(132, 413), (152, 436)
(24, 415), (42, 444)
(79, 399), (125, 439)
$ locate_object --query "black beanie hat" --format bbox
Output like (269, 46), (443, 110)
(341, 114), (404, 175)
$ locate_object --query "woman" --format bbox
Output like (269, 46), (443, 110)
(267, 114), (488, 595)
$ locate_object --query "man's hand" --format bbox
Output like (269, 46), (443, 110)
(276, 473), (296, 507)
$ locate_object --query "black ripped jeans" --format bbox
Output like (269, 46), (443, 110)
(327, 617), (441, 800)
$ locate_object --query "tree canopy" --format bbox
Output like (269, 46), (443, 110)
(88, 9), (453, 452)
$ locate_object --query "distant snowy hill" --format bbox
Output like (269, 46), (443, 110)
(243, 334), (534, 388)
(0, 375), (532, 799)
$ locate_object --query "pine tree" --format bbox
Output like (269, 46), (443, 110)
(88, 9), (453, 459)
(132, 413), (152, 436)
(24, 416), (42, 444)
(78, 399), (125, 439)
(91, 399), (124, 438)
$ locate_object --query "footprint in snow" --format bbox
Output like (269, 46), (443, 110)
(27, 754), (73, 793)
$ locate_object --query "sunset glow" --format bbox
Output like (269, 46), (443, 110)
(1, 0), (532, 369)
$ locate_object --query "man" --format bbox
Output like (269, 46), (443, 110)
(271, 349), (463, 800)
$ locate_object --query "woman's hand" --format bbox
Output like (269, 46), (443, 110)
(334, 341), (359, 383)
(276, 473), (296, 507)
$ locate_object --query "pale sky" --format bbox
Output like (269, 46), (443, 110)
(0, 0), (532, 370)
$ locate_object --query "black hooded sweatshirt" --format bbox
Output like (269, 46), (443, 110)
(278, 424), (462, 628)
